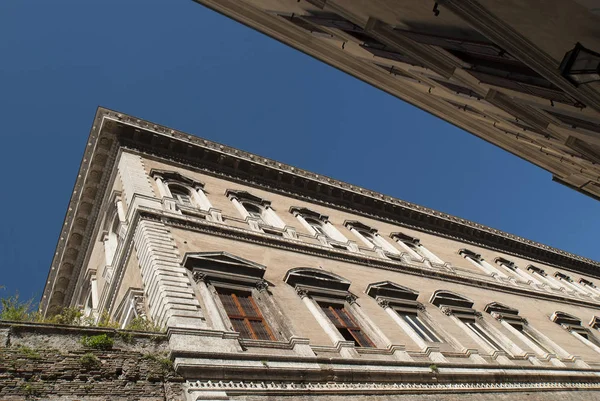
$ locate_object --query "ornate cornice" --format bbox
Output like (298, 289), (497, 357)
(105, 110), (600, 275)
(42, 107), (600, 313)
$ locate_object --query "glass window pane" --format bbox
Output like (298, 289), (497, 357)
(467, 322), (506, 352)
(321, 305), (343, 328)
(218, 292), (240, 316)
(336, 307), (359, 329)
(236, 294), (260, 318)
(249, 319), (272, 341)
(231, 318), (253, 339)
(403, 315), (440, 342)
(350, 329), (374, 348)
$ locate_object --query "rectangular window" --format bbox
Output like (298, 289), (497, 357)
(401, 314), (441, 342)
(217, 288), (274, 341)
(519, 328), (551, 353)
(320, 303), (374, 347)
(465, 321), (507, 352)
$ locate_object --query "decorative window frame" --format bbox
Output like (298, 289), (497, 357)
(76, 269), (99, 322)
(484, 302), (567, 367)
(554, 272), (589, 296)
(391, 232), (446, 266)
(551, 311), (600, 355)
(430, 290), (513, 364)
(344, 220), (399, 259)
(226, 190), (295, 238)
(100, 191), (127, 288)
(366, 281), (447, 363)
(113, 288), (147, 329)
(459, 249), (511, 280)
(526, 265), (564, 291)
(284, 267), (393, 358)
(150, 169), (222, 222)
(290, 207), (357, 251)
(579, 278), (600, 297)
(183, 252), (291, 343)
(494, 257), (544, 286)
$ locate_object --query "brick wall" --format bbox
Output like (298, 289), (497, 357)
(0, 322), (184, 401)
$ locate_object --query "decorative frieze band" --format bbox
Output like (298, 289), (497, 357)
(187, 379), (600, 395)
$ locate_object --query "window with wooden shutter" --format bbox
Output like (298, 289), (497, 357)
(320, 303), (374, 347)
(217, 288), (275, 341)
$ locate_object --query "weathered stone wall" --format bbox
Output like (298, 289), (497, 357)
(0, 322), (184, 401)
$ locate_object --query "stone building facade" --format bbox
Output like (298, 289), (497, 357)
(40, 108), (600, 400)
(191, 0), (600, 201)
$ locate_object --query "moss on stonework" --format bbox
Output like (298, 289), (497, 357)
(143, 352), (174, 373)
(18, 346), (41, 360)
(81, 333), (114, 350)
(79, 352), (101, 369)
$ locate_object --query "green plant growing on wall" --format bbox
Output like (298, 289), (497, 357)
(21, 382), (41, 399)
(47, 307), (83, 325)
(125, 316), (164, 333)
(18, 346), (41, 360)
(79, 352), (101, 369)
(0, 294), (34, 322)
(95, 311), (120, 329)
(81, 334), (114, 350)
(143, 352), (174, 373)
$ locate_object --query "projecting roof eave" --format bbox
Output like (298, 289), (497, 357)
(41, 107), (600, 315)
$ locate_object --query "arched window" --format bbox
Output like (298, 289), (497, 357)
(169, 184), (193, 207)
(484, 302), (566, 366)
(304, 217), (327, 236)
(227, 190), (290, 237)
(391, 233), (444, 264)
(345, 221), (400, 258)
(242, 202), (265, 223)
(431, 290), (512, 359)
(551, 311), (597, 342)
(150, 169), (216, 219)
(290, 207), (354, 251)
(367, 281), (443, 346)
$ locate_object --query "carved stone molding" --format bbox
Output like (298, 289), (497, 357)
(133, 295), (147, 319)
(377, 299), (390, 309)
(295, 287), (309, 299)
(255, 279), (269, 293)
(193, 271), (208, 284)
(440, 306), (453, 316)
(186, 379), (600, 394)
(345, 294), (358, 304)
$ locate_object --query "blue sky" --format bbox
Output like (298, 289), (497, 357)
(1, 0), (599, 303)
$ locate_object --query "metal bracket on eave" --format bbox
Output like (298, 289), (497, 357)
(364, 18), (456, 79)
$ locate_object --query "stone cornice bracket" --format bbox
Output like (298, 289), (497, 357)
(255, 279), (269, 293)
(193, 271), (208, 284)
(295, 287), (309, 299)
(440, 306), (454, 316)
(416, 302), (427, 311)
(377, 298), (390, 309)
(345, 294), (358, 305)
